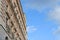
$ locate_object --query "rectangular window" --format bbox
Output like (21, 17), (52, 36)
(11, 21), (13, 28)
(6, 12), (10, 19)
(13, 2), (17, 8)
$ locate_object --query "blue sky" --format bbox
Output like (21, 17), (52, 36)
(21, 0), (60, 40)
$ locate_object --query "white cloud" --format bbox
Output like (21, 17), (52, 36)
(27, 26), (37, 33)
(53, 26), (60, 40)
(53, 26), (60, 34)
(48, 6), (60, 24)
(22, 0), (60, 12)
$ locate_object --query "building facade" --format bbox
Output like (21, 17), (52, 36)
(0, 0), (27, 40)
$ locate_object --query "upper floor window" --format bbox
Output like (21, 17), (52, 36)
(14, 9), (18, 16)
(13, 2), (17, 8)
(6, 12), (10, 19)
(6, 4), (8, 11)
(11, 21), (13, 28)
(13, 27), (17, 33)
(17, 14), (21, 20)
(19, 37), (21, 40)
(16, 33), (19, 37)
(6, 5), (8, 8)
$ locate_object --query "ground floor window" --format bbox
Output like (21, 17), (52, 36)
(5, 36), (8, 40)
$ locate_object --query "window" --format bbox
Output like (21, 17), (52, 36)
(17, 15), (20, 20)
(19, 37), (21, 40)
(6, 17), (8, 21)
(6, 12), (10, 19)
(6, 5), (8, 8)
(16, 33), (19, 37)
(5, 36), (8, 40)
(13, 2), (17, 8)
(6, 4), (8, 11)
(14, 9), (18, 17)
(13, 28), (17, 33)
(15, 10), (18, 15)
(11, 21), (13, 28)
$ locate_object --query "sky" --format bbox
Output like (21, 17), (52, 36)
(21, 0), (60, 40)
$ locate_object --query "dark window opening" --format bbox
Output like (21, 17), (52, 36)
(5, 36), (8, 40)
(6, 12), (10, 19)
(6, 5), (8, 8)
(13, 2), (17, 8)
(14, 28), (17, 33)
(11, 21), (13, 28)
(16, 33), (19, 37)
(19, 37), (21, 40)
(6, 17), (8, 21)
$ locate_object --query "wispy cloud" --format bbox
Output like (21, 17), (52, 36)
(27, 26), (37, 33)
(22, 0), (60, 12)
(53, 26), (60, 40)
(53, 26), (60, 34)
(48, 6), (60, 23)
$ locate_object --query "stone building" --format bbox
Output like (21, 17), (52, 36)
(0, 0), (27, 40)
